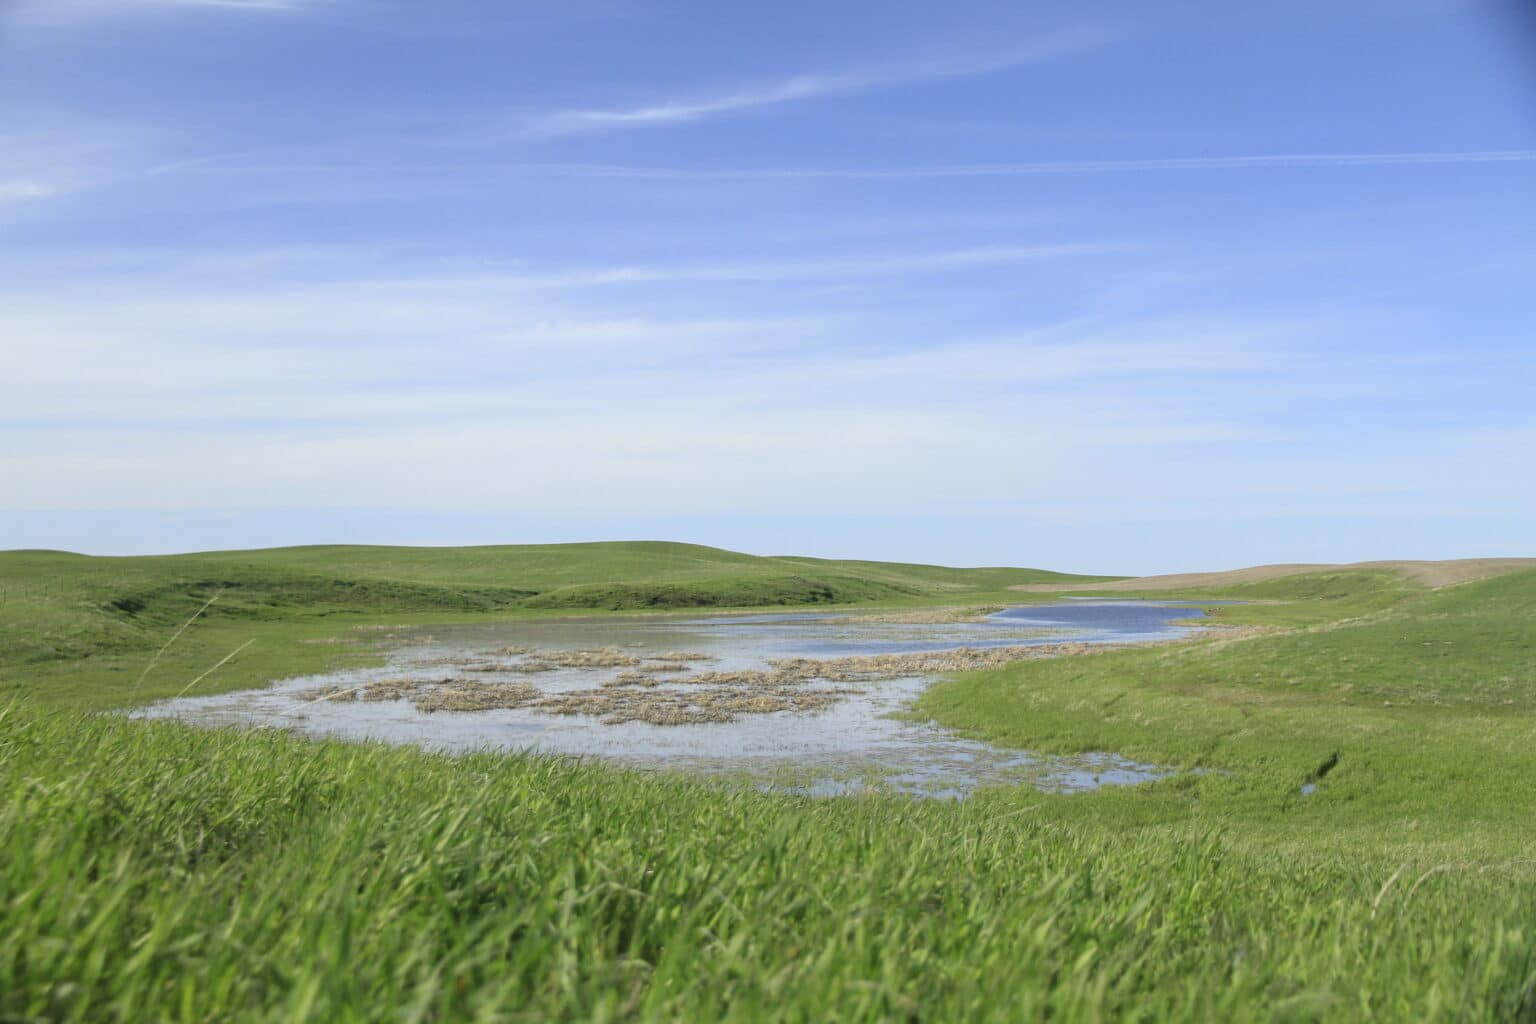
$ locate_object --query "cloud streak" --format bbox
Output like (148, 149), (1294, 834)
(503, 150), (1536, 179)
(520, 27), (1115, 136)
(10, 0), (321, 25)
(524, 242), (1124, 287)
(0, 180), (57, 202)
(0, 240), (1124, 294)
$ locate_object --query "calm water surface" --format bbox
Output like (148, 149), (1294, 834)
(139, 601), (1208, 799)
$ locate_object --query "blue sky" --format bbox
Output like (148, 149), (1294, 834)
(1, 0), (1533, 573)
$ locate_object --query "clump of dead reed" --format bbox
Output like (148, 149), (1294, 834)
(303, 675), (544, 713)
(534, 684), (844, 726)
(517, 647), (643, 671)
(458, 659), (554, 674)
(844, 607), (1005, 624)
(414, 681), (539, 713)
(603, 670), (665, 689)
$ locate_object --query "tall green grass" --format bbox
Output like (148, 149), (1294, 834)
(3, 703), (1532, 1022)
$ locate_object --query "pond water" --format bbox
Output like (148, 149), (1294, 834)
(137, 601), (1209, 799)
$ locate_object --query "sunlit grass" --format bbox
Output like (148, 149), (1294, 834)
(3, 703), (1533, 1021)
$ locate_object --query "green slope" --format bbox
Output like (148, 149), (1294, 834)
(918, 567), (1536, 856)
(0, 540), (1101, 598)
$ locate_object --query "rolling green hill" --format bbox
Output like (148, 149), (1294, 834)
(0, 541), (1114, 706)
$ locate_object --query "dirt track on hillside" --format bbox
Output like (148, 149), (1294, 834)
(1012, 558), (1536, 593)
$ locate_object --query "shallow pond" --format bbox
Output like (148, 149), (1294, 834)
(138, 601), (1209, 799)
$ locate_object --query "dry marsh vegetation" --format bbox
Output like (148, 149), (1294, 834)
(838, 606), (1005, 624)
(535, 684), (849, 725)
(291, 638), (1176, 725)
(519, 647), (643, 670)
(413, 680), (541, 714)
(284, 612), (1443, 730)
(289, 638), (1197, 725)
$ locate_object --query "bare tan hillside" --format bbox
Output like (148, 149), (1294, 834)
(1011, 558), (1536, 593)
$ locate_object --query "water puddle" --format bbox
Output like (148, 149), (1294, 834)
(138, 601), (1209, 799)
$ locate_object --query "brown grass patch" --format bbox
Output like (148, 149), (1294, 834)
(534, 685), (848, 726)
(518, 647), (643, 670)
(842, 607), (1005, 624)
(414, 680), (539, 713)
(603, 670), (666, 689)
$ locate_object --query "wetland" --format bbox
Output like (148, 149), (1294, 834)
(140, 600), (1215, 797)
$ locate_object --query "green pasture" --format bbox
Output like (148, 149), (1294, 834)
(2, 544), (1533, 1020)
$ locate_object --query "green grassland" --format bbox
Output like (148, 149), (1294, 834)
(2, 545), (1534, 1021)
(918, 568), (1536, 860)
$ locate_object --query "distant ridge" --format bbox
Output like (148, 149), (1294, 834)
(1011, 558), (1536, 593)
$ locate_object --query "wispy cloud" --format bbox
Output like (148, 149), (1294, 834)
(0, 180), (57, 202)
(0, 267), (1314, 428)
(0, 123), (161, 206)
(529, 74), (861, 135)
(525, 242), (1124, 287)
(0, 240), (1124, 295)
(519, 27), (1115, 137)
(5, 268), (1521, 530)
(10, 0), (322, 25)
(500, 150), (1536, 179)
